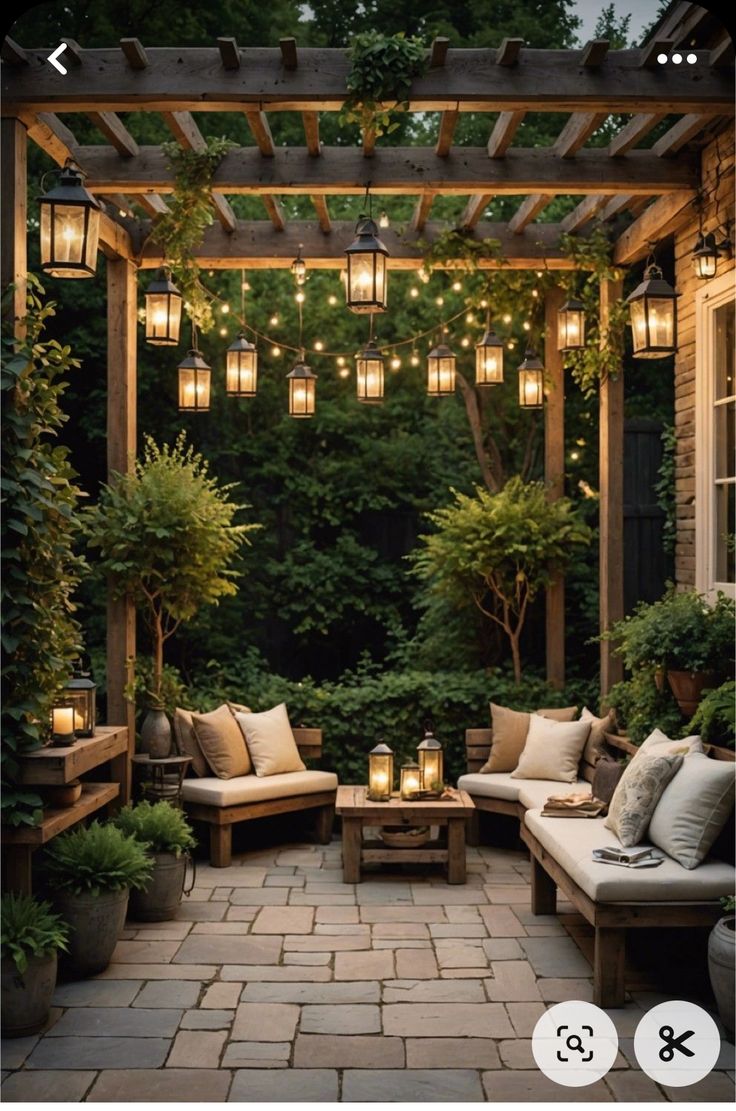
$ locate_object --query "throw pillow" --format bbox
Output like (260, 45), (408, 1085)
(605, 751), (683, 847)
(636, 727), (703, 760)
(173, 708), (209, 778)
(591, 756), (625, 807)
(235, 703), (306, 777)
(649, 753), (736, 869)
(227, 700), (251, 716)
(580, 706), (615, 769)
(510, 714), (592, 783)
(191, 704), (252, 779)
(480, 703), (579, 774)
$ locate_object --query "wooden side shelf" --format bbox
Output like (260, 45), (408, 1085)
(16, 726), (128, 785)
(2, 783), (120, 845)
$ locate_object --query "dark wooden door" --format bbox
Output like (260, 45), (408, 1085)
(624, 418), (673, 612)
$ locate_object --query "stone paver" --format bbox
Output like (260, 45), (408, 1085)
(383, 979), (487, 1004)
(27, 1037), (170, 1070)
(111, 940), (180, 963)
(482, 1071), (614, 1101)
(167, 1029), (227, 1068)
(52, 980), (141, 1007)
(221, 964), (331, 982)
(0, 1036), (38, 1069)
(96, 962), (214, 980)
(395, 949), (439, 979)
(342, 1068), (484, 1102)
(229, 1068), (338, 1101)
(406, 1039), (502, 1068)
(486, 961), (542, 1002)
(479, 905), (526, 937)
(87, 1069), (232, 1102)
(221, 1042), (290, 1067)
(231, 1002), (299, 1042)
(200, 982), (242, 1009)
(334, 949), (394, 980)
(315, 906), (359, 923)
(506, 1001), (547, 1036)
(301, 1004), (381, 1034)
(520, 936), (592, 978)
(293, 1034), (404, 1068)
(133, 981), (201, 1009)
(48, 1007), (181, 1039)
(252, 906), (314, 934)
(173, 935), (281, 965)
(242, 981), (381, 1004)
(1, 1069), (96, 1102)
(383, 1003), (514, 1038)
(181, 1009), (234, 1029)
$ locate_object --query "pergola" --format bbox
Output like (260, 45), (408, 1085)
(2, 6), (733, 781)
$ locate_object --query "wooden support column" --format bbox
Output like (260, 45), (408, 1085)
(544, 286), (566, 689)
(1, 119), (27, 337)
(106, 257), (137, 800)
(599, 277), (625, 695)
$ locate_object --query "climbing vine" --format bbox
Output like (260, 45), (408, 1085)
(654, 424), (677, 557)
(341, 32), (428, 138)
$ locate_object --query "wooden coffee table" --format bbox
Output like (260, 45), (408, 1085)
(336, 786), (475, 884)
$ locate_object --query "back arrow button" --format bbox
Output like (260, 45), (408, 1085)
(48, 43), (68, 75)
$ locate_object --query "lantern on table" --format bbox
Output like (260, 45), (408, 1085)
(417, 724), (443, 791)
(367, 742), (394, 802)
(38, 160), (101, 279)
(50, 701), (76, 746)
(63, 667), (97, 738)
(400, 761), (421, 800)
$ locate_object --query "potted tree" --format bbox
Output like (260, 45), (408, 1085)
(115, 801), (196, 921)
(709, 896), (735, 1039)
(44, 821), (152, 975)
(1, 893), (69, 1037)
(85, 433), (257, 756)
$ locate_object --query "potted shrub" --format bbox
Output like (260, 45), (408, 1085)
(115, 801), (196, 921)
(708, 896), (735, 1039)
(44, 820), (152, 976)
(687, 681), (736, 749)
(1, 893), (69, 1038)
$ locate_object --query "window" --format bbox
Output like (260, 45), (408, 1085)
(696, 270), (736, 598)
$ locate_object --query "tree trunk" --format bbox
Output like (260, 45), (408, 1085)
(152, 611), (164, 705)
(509, 629), (522, 684)
(456, 374), (499, 492)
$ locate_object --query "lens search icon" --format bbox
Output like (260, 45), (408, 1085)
(557, 1026), (594, 1063)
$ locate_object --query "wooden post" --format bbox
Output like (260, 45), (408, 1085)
(1, 119), (27, 337)
(106, 257), (137, 799)
(599, 277), (625, 694)
(544, 286), (566, 689)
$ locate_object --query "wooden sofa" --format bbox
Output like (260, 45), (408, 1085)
(182, 728), (337, 867)
(458, 728), (735, 1006)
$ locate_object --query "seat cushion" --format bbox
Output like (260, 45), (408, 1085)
(511, 715), (591, 784)
(182, 769), (337, 808)
(524, 807), (735, 903)
(457, 773), (589, 810)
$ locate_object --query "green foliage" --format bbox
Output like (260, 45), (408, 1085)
(411, 478), (592, 681)
(604, 668), (683, 745)
(150, 137), (235, 333)
(85, 433), (258, 704)
(721, 895), (736, 914)
(1, 278), (86, 828)
(114, 800), (197, 856)
(687, 682), (736, 748)
(44, 820), (153, 896)
(654, 425), (677, 557)
(128, 659), (190, 720)
(341, 32), (428, 137)
(1, 893), (69, 974)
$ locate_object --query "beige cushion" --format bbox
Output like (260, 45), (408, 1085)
(524, 808), (735, 902)
(173, 708), (209, 778)
(227, 700), (251, 716)
(457, 772), (590, 811)
(480, 703), (578, 773)
(191, 705), (252, 779)
(235, 704), (306, 777)
(182, 769), (337, 808)
(511, 714), (591, 783)
(649, 754), (736, 869)
(635, 727), (703, 760)
(580, 706), (615, 769)
(605, 751), (683, 847)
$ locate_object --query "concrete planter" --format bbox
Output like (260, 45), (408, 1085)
(56, 888), (129, 976)
(140, 708), (172, 759)
(708, 915), (735, 1039)
(1, 952), (57, 1038)
(128, 851), (187, 921)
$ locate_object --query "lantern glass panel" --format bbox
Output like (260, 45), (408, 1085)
(475, 339), (504, 385)
(348, 252), (387, 313)
(368, 746), (393, 801)
(695, 252), (718, 280)
(40, 202), (100, 279)
(226, 343), (258, 397)
(146, 291), (182, 345)
(427, 347), (456, 396)
(519, 368), (544, 408)
(178, 366), (211, 411)
(558, 303), (585, 351)
(288, 366), (317, 418)
(400, 762), (421, 800)
(356, 349), (384, 403)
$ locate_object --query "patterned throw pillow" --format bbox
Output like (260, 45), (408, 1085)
(605, 751), (683, 847)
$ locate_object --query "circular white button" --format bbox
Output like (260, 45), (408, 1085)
(657, 52), (669, 64)
(687, 52), (698, 63)
(532, 1001), (619, 1087)
(634, 1000), (721, 1087)
(672, 52), (683, 63)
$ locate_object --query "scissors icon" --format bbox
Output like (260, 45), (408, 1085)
(659, 1025), (695, 1061)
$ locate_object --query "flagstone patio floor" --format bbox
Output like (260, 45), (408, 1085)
(2, 839), (734, 1102)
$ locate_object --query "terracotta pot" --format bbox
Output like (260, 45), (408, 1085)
(667, 669), (716, 717)
(708, 916), (735, 1039)
(43, 779), (82, 809)
(1, 952), (57, 1038)
(55, 888), (129, 976)
(128, 852), (187, 922)
(140, 708), (172, 759)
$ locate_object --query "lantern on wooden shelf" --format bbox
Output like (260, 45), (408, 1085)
(475, 316), (504, 385)
(178, 350), (211, 412)
(427, 338), (456, 397)
(518, 349), (545, 409)
(356, 341), (385, 404)
(50, 702), (76, 746)
(368, 742), (394, 801)
(692, 232), (720, 280)
(144, 268), (182, 345)
(63, 667), (97, 738)
(400, 761), (421, 800)
(557, 296), (586, 351)
(417, 725), (443, 791)
(345, 216), (389, 314)
(291, 244), (307, 286)
(287, 355), (317, 418)
(627, 263), (678, 358)
(226, 333), (258, 397)
(38, 160), (101, 279)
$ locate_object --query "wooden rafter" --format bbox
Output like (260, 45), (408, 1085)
(161, 110), (236, 232)
(217, 37), (240, 70)
(509, 194), (554, 233)
(609, 113), (666, 156)
(302, 111), (320, 156)
(244, 110), (275, 156)
(119, 38), (148, 69)
(560, 194), (608, 233)
(653, 113), (716, 156)
(135, 193), (168, 217)
(436, 108), (459, 157)
(1, 38), (29, 65)
(553, 112), (607, 158)
(86, 111), (139, 157)
(429, 37), (450, 68)
(496, 38), (524, 66)
(311, 195), (331, 234)
(487, 111), (525, 158)
(411, 192), (435, 232)
(261, 194), (286, 231)
(279, 37), (298, 71)
(613, 189), (697, 263)
(458, 194), (493, 230)
(639, 39), (675, 67)
(579, 39), (609, 67)
(21, 110), (78, 165)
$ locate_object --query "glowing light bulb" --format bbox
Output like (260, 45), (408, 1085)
(532, 289), (539, 298)
(296, 291), (305, 303)
(452, 280), (462, 292)
(461, 336), (470, 347)
(523, 321), (531, 331)
(507, 341), (515, 350)
(410, 351), (420, 366)
(272, 346), (281, 357)
(339, 367), (350, 379)
(410, 287), (419, 298)
(391, 356), (401, 370)
(337, 356), (345, 367)
(153, 310), (167, 327)
(328, 294), (337, 305)
(221, 303), (230, 314)
(535, 271), (543, 278)
(480, 299), (488, 309)
(379, 211), (389, 228)
(242, 280), (251, 291)
(270, 314), (279, 326)
(435, 296), (444, 306)
(219, 326), (228, 336)
(570, 451), (580, 461)
(208, 269), (214, 277)
(465, 312), (475, 324)
(314, 340), (324, 351)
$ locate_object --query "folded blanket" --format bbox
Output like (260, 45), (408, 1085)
(541, 791), (606, 818)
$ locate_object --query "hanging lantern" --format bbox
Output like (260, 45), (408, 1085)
(626, 263), (678, 358)
(287, 357), (317, 418)
(291, 244), (307, 286)
(38, 160), (101, 279)
(400, 761), (421, 800)
(417, 725), (443, 791)
(475, 321), (504, 385)
(367, 741), (394, 801)
(226, 333), (258, 397)
(692, 232), (719, 280)
(518, 349), (545, 409)
(144, 268), (182, 346)
(178, 350), (211, 412)
(557, 297), (586, 352)
(356, 342), (385, 404)
(427, 340), (456, 397)
(345, 217), (389, 314)
(63, 666), (97, 738)
(50, 700), (76, 746)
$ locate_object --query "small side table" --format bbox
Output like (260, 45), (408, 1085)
(131, 754), (193, 807)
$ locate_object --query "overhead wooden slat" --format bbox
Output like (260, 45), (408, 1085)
(262, 194), (286, 231)
(210, 194), (237, 232)
(608, 113), (666, 156)
(99, 193), (133, 217)
(580, 39), (609, 67)
(77, 146), (699, 195)
(509, 193), (554, 233)
(613, 189), (697, 264)
(135, 193), (169, 217)
(430, 37), (449, 68)
(279, 37), (297, 71)
(21, 110), (78, 165)
(311, 195), (330, 234)
(412, 192), (435, 232)
(710, 38), (735, 68)
(161, 110), (236, 232)
(61, 38), (83, 67)
(487, 111), (525, 158)
(593, 193), (637, 222)
(560, 194), (608, 233)
(1, 38), (29, 65)
(652, 113), (715, 156)
(119, 38), (148, 69)
(98, 211), (135, 259)
(86, 112), (139, 157)
(436, 108), (459, 157)
(217, 37), (240, 70)
(458, 193), (493, 230)
(244, 110), (275, 156)
(496, 38), (524, 66)
(302, 111), (320, 156)
(624, 195), (651, 218)
(553, 112), (607, 158)
(640, 39), (674, 68)
(362, 127), (376, 158)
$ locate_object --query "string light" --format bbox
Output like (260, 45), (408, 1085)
(270, 314), (279, 326)
(295, 291), (305, 303)
(503, 313), (512, 324)
(339, 366), (350, 379)
(314, 340), (324, 351)
(242, 280), (251, 291)
(523, 321), (531, 331)
(570, 451), (580, 461)
(328, 294), (337, 305)
(465, 312), (475, 324)
(410, 350), (420, 366)
(391, 356), (401, 370)
(219, 326), (228, 336)
(410, 287), (419, 298)
(461, 336), (470, 347)
(480, 299), (488, 309)
(272, 346), (281, 356)
(531, 289), (539, 299)
(435, 296), (444, 306)
(452, 280), (462, 292)
(337, 356), (346, 367)
(221, 303), (230, 314)
(379, 211), (389, 228)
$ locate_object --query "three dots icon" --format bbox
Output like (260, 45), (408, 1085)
(657, 52), (699, 64)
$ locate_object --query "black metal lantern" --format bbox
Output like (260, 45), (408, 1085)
(38, 160), (101, 278)
(557, 297), (586, 351)
(144, 268), (183, 345)
(291, 244), (307, 287)
(475, 317), (504, 385)
(287, 357), (317, 418)
(226, 333), (258, 397)
(427, 340), (456, 397)
(178, 350), (211, 412)
(356, 342), (385, 404)
(518, 348), (545, 409)
(417, 725), (443, 791)
(368, 741), (394, 801)
(64, 667), (97, 738)
(692, 232), (719, 280)
(345, 217), (389, 314)
(626, 263), (678, 358)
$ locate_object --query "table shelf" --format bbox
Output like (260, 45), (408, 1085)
(15, 727), (129, 785)
(3, 783), (120, 846)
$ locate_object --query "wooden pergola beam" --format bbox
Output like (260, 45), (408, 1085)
(412, 191), (435, 232)
(161, 109), (236, 231)
(553, 112), (607, 158)
(429, 37), (450, 68)
(496, 38), (524, 66)
(244, 109), (275, 156)
(310, 195), (331, 234)
(560, 193), (608, 233)
(279, 37), (298, 71)
(436, 108), (459, 157)
(639, 38), (675, 68)
(261, 194), (286, 231)
(458, 194), (493, 230)
(608, 112), (666, 156)
(487, 111), (525, 158)
(652, 112), (715, 156)
(580, 39), (609, 67)
(509, 193), (553, 233)
(613, 189), (697, 263)
(599, 277), (625, 694)
(1, 119), (27, 336)
(544, 285), (566, 689)
(710, 37), (735, 68)
(302, 111), (320, 156)
(217, 37), (240, 70)
(1, 38), (29, 65)
(21, 110), (79, 165)
(135, 192), (168, 217)
(86, 111), (139, 157)
(120, 37), (148, 69)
